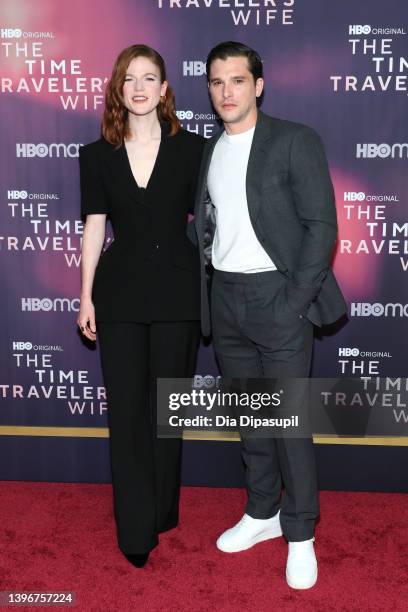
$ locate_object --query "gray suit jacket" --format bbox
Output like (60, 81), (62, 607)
(191, 110), (347, 337)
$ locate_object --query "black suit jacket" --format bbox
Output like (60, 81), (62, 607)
(191, 111), (347, 336)
(79, 125), (204, 322)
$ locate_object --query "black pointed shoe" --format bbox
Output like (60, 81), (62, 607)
(124, 552), (149, 568)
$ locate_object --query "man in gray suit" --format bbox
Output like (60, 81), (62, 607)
(192, 41), (346, 589)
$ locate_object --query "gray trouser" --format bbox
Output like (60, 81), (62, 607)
(211, 269), (319, 542)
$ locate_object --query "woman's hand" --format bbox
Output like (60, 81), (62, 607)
(77, 296), (97, 341)
(77, 214), (106, 342)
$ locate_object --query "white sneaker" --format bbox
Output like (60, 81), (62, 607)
(286, 537), (318, 589)
(216, 511), (282, 553)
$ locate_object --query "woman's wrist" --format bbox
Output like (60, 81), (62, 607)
(80, 292), (93, 301)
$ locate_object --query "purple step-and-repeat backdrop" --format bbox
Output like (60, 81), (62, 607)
(1, 0), (407, 482)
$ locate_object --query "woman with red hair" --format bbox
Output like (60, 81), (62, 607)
(77, 45), (204, 568)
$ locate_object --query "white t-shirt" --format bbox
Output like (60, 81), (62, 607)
(207, 126), (276, 273)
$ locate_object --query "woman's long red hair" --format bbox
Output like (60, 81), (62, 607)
(102, 45), (180, 145)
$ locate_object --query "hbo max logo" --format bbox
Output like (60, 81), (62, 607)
(356, 143), (408, 159)
(16, 143), (82, 158)
(21, 298), (80, 312)
(338, 348), (360, 357)
(351, 303), (408, 317)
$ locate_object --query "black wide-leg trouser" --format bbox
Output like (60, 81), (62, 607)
(97, 321), (201, 554)
(211, 269), (319, 542)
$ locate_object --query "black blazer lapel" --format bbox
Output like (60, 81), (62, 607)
(194, 131), (222, 266)
(195, 113), (275, 248)
(105, 143), (147, 206)
(194, 130), (222, 219)
(104, 121), (172, 207)
(246, 110), (275, 223)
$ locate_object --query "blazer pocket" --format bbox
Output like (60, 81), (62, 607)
(284, 281), (317, 317)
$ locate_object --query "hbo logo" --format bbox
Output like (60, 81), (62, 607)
(193, 375), (220, 388)
(344, 192), (365, 201)
(7, 190), (28, 200)
(13, 342), (33, 350)
(1, 28), (22, 38)
(348, 25), (371, 35)
(176, 110), (194, 120)
(183, 61), (206, 76)
(338, 348), (360, 357)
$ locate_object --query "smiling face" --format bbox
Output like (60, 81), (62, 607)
(208, 56), (263, 132)
(122, 55), (167, 118)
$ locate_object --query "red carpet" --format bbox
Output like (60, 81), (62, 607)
(0, 483), (407, 611)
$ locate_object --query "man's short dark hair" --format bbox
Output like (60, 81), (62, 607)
(206, 41), (263, 82)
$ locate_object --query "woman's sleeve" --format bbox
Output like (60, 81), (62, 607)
(79, 146), (109, 216)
